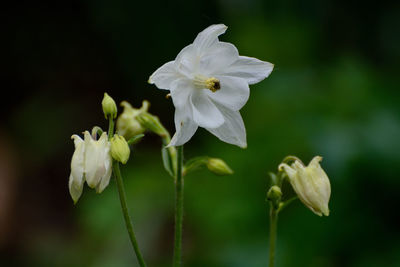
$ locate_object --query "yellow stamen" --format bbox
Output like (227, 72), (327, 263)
(205, 77), (220, 92)
(193, 75), (221, 92)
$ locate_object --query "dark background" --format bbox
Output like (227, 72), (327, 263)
(2, 0), (400, 266)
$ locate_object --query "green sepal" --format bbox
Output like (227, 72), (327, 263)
(127, 134), (145, 145)
(183, 156), (209, 176)
(268, 172), (279, 187)
(161, 145), (176, 178)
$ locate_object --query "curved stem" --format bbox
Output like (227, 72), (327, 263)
(269, 204), (278, 267)
(173, 145), (184, 267)
(113, 161), (147, 267)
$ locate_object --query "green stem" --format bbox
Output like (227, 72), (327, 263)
(108, 117), (146, 267)
(107, 117), (114, 139)
(113, 162), (147, 267)
(269, 203), (278, 267)
(173, 146), (184, 267)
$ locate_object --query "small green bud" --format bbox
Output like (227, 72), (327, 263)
(102, 92), (117, 119)
(267, 185), (282, 202)
(206, 158), (234, 176)
(110, 135), (130, 164)
(136, 112), (168, 137)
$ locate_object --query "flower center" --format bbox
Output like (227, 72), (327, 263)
(193, 75), (221, 92)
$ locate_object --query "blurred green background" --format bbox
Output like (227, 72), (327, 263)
(2, 0), (400, 266)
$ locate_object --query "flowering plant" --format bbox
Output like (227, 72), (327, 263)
(66, 24), (331, 267)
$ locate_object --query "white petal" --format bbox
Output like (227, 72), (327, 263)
(278, 163), (297, 179)
(72, 134), (84, 147)
(193, 24), (228, 52)
(206, 76), (249, 111)
(69, 134), (85, 203)
(70, 134), (85, 185)
(69, 174), (84, 204)
(191, 91), (224, 128)
(96, 133), (112, 193)
(206, 104), (247, 148)
(175, 44), (198, 76)
(309, 156), (323, 168)
(84, 132), (108, 188)
(149, 61), (180, 90)
(198, 42), (239, 75)
(169, 107), (198, 147)
(170, 78), (195, 109)
(221, 56), (274, 84)
(96, 152), (113, 193)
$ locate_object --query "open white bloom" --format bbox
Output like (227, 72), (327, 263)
(149, 24), (273, 148)
(279, 156), (331, 216)
(69, 131), (112, 203)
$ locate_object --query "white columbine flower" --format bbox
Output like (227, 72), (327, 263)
(149, 24), (273, 148)
(279, 156), (331, 216)
(69, 131), (113, 203)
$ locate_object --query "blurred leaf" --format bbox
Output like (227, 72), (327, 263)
(161, 145), (175, 178)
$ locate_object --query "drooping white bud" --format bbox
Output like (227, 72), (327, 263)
(279, 156), (331, 216)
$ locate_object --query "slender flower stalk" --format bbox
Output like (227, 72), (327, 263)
(106, 97), (147, 267)
(108, 116), (115, 139)
(269, 203), (278, 267)
(113, 161), (147, 267)
(173, 146), (184, 267)
(266, 155), (332, 266)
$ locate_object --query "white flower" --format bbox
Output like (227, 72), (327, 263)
(149, 24), (273, 148)
(279, 156), (331, 216)
(68, 131), (113, 203)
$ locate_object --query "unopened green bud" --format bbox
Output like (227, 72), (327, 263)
(267, 185), (282, 202)
(136, 112), (168, 137)
(102, 92), (117, 119)
(279, 156), (331, 216)
(110, 135), (130, 164)
(206, 158), (233, 176)
(116, 101), (148, 140)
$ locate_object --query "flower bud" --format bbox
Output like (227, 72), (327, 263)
(102, 92), (117, 119)
(206, 158), (234, 176)
(110, 134), (130, 164)
(116, 101), (148, 140)
(68, 131), (113, 203)
(136, 112), (168, 137)
(279, 156), (331, 216)
(267, 185), (282, 202)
